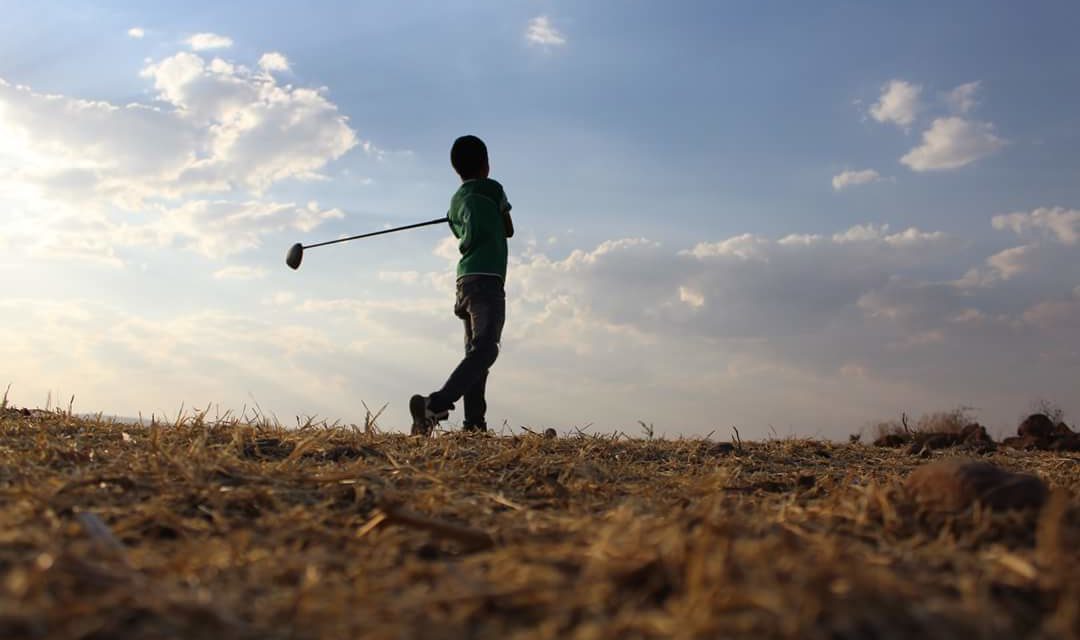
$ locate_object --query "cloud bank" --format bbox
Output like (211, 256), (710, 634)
(0, 41), (361, 265)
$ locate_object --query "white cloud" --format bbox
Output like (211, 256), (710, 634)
(684, 234), (768, 260)
(869, 80), (921, 128)
(378, 270), (421, 285)
(526, 16), (566, 47)
(258, 52), (290, 72)
(139, 52), (358, 191)
(501, 219), (1076, 432)
(992, 207), (1080, 246)
(186, 33), (233, 51)
(433, 236), (460, 262)
(1022, 289), (1080, 329)
(0, 44), (364, 264)
(880, 227), (949, 247)
(127, 27), (145, 39)
(147, 200), (345, 257)
(1, 199), (344, 263)
(1, 52), (358, 198)
(213, 266), (267, 280)
(678, 286), (705, 308)
(900, 117), (1004, 171)
(832, 169), (883, 191)
(957, 206), (1080, 292)
(950, 309), (986, 325)
(0, 300), (355, 418)
(947, 81), (980, 114)
(954, 211), (1080, 316)
(264, 291), (296, 306)
(862, 78), (1004, 172)
(985, 245), (1035, 280)
(520, 224), (955, 341)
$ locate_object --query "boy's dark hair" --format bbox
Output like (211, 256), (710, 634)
(450, 135), (488, 179)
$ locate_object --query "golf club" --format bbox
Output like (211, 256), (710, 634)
(286, 217), (448, 270)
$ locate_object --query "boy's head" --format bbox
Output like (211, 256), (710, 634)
(450, 135), (489, 181)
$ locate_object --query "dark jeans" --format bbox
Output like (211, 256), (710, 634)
(428, 275), (505, 427)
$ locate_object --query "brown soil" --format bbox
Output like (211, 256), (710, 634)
(1, 408), (1079, 639)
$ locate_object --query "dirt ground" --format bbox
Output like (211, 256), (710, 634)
(1, 408), (1078, 639)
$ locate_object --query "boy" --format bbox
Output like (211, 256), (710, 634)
(410, 135), (514, 436)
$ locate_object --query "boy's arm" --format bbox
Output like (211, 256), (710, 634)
(500, 192), (514, 238)
(447, 211), (460, 239)
(503, 209), (515, 238)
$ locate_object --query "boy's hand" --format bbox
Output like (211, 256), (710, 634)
(503, 210), (515, 238)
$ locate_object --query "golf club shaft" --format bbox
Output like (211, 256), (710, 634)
(304, 217), (448, 249)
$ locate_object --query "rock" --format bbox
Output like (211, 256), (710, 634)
(1002, 435), (1039, 450)
(1000, 418), (1078, 451)
(905, 435), (940, 456)
(873, 433), (909, 448)
(709, 443), (735, 456)
(960, 423), (993, 444)
(903, 425), (995, 455)
(1018, 414), (1056, 439)
(924, 434), (957, 450)
(960, 423), (996, 452)
(1050, 435), (1080, 452)
(905, 459), (1048, 512)
(544, 428), (558, 439)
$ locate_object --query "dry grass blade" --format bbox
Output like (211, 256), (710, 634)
(0, 407), (1077, 639)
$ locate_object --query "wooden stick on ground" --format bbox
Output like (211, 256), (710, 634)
(378, 498), (495, 551)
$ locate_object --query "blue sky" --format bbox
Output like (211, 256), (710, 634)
(2, 2), (1079, 437)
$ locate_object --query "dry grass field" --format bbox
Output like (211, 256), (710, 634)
(1, 406), (1078, 639)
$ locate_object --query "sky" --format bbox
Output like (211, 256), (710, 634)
(2, 1), (1079, 439)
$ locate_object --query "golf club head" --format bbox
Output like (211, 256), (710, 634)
(286, 243), (304, 270)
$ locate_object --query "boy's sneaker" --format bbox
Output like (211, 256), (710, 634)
(410, 394), (449, 436)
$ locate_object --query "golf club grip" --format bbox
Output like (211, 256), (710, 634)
(304, 217), (449, 249)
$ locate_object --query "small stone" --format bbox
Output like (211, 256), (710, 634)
(905, 459), (1047, 512)
(544, 428), (557, 439)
